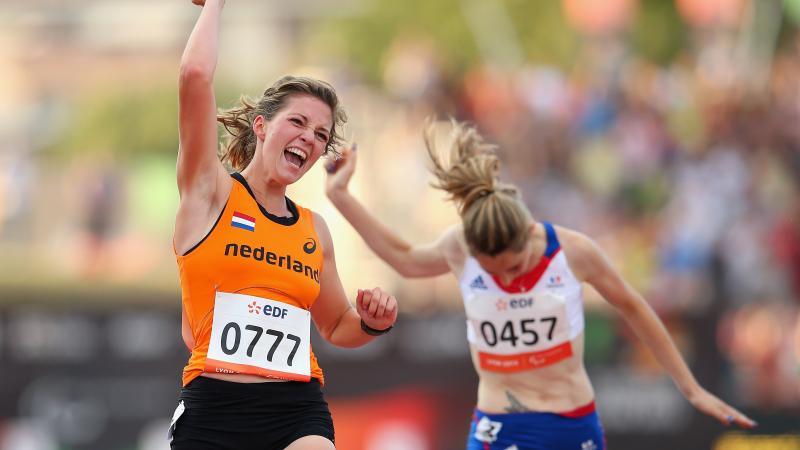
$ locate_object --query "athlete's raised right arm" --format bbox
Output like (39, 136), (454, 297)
(174, 0), (232, 255)
(176, 0), (229, 205)
(325, 146), (451, 278)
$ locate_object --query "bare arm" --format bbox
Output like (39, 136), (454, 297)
(325, 146), (451, 278)
(174, 0), (231, 254)
(310, 213), (398, 348)
(566, 231), (756, 429)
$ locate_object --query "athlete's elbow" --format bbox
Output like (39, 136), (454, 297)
(324, 330), (367, 349)
(394, 264), (419, 278)
(179, 63), (214, 88)
(393, 259), (443, 278)
(610, 293), (650, 321)
(316, 325), (336, 344)
(393, 264), (428, 279)
(330, 338), (365, 349)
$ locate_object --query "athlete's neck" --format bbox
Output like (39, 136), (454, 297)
(525, 222), (548, 271)
(239, 169), (291, 217)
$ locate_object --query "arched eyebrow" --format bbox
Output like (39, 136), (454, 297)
(290, 113), (332, 134)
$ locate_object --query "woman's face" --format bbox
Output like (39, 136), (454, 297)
(254, 94), (333, 185)
(473, 225), (537, 286)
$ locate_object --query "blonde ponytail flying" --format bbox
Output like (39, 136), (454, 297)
(424, 119), (531, 256)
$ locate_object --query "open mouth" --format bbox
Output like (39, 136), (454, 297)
(283, 146), (307, 169)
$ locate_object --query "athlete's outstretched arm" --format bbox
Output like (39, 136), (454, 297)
(174, 0), (232, 256)
(566, 230), (756, 429)
(310, 213), (398, 348)
(176, 0), (229, 204)
(325, 146), (451, 278)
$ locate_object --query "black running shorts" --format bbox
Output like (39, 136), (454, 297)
(169, 376), (335, 450)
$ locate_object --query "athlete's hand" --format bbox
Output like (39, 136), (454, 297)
(356, 287), (397, 332)
(688, 387), (756, 429)
(325, 144), (357, 197)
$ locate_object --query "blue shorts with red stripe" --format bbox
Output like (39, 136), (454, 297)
(466, 402), (605, 450)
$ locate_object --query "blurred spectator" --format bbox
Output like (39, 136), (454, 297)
(77, 161), (124, 278)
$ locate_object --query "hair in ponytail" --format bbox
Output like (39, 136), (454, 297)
(217, 75), (347, 171)
(424, 119), (531, 256)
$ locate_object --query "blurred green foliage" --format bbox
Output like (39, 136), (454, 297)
(505, 0), (581, 68)
(313, 0), (687, 82)
(313, 0), (479, 82)
(583, 312), (617, 365)
(57, 84), (179, 159)
(129, 156), (180, 235)
(49, 1), (694, 159)
(53, 83), (246, 160)
(631, 0), (687, 64)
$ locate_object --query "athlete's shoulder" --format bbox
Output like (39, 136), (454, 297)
(550, 225), (600, 280)
(227, 171), (247, 190)
(308, 210), (328, 230)
(440, 223), (463, 242)
(551, 224), (592, 249)
(438, 224), (468, 273)
(309, 211), (333, 247)
(440, 224), (466, 253)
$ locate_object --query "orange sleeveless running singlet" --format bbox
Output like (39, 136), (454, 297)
(176, 173), (325, 386)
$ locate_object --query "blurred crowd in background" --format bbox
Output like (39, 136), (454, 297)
(0, 0), (798, 449)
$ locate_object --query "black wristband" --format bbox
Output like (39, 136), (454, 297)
(360, 319), (393, 336)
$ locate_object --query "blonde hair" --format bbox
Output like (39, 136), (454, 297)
(217, 75), (347, 171)
(425, 119), (531, 256)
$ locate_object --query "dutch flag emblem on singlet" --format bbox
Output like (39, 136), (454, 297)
(231, 211), (256, 232)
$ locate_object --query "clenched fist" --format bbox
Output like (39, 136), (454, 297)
(356, 287), (398, 333)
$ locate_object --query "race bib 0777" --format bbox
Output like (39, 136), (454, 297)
(205, 291), (311, 381)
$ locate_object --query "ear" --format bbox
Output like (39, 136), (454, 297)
(252, 114), (268, 141)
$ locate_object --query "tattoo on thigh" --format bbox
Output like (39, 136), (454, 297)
(504, 391), (531, 413)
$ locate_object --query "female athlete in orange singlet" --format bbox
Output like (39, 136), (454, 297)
(168, 1), (398, 449)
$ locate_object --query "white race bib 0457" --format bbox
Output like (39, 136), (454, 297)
(465, 292), (573, 372)
(205, 291), (311, 381)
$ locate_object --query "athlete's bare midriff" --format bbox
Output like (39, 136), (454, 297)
(201, 372), (291, 383)
(472, 333), (594, 414)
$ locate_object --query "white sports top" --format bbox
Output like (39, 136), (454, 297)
(458, 222), (585, 372)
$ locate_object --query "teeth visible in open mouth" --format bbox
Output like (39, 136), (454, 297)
(285, 147), (307, 161)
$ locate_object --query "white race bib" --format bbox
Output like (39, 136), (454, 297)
(206, 291), (311, 381)
(466, 292), (573, 372)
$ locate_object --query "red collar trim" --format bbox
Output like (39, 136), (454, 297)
(490, 248), (560, 294)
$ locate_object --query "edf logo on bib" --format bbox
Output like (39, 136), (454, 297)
(495, 297), (534, 311)
(247, 300), (288, 319)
